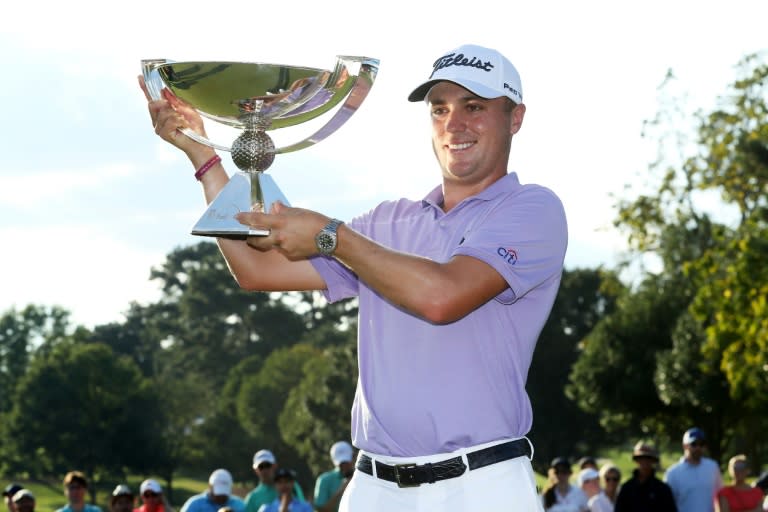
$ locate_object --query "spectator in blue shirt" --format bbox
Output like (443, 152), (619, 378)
(258, 470), (311, 512)
(55, 471), (102, 512)
(180, 470), (245, 512)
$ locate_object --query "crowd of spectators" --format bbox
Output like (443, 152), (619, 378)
(2, 440), (355, 512)
(4, 430), (768, 512)
(542, 428), (768, 512)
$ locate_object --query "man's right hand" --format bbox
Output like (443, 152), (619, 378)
(138, 76), (214, 162)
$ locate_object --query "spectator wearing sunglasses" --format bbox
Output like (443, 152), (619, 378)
(599, 464), (622, 507)
(135, 480), (173, 512)
(245, 450), (304, 512)
(665, 428), (723, 512)
(615, 441), (677, 512)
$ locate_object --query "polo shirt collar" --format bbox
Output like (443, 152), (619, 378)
(421, 172), (521, 210)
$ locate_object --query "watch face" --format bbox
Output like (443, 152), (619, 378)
(316, 219), (342, 255)
(316, 232), (336, 254)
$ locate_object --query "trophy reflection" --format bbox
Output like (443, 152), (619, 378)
(142, 56), (379, 238)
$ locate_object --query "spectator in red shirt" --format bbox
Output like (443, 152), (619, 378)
(715, 455), (763, 512)
(134, 480), (174, 512)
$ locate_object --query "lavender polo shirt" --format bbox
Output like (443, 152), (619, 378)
(310, 172), (568, 457)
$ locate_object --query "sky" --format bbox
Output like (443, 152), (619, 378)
(0, 0), (765, 329)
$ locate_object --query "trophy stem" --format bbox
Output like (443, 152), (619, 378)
(251, 171), (265, 213)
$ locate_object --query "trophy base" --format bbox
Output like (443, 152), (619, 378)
(190, 172), (290, 239)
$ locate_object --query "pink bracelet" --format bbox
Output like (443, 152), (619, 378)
(194, 154), (221, 181)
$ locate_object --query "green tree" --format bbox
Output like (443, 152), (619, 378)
(280, 340), (357, 477)
(590, 52), (768, 461)
(236, 344), (321, 490)
(185, 354), (263, 483)
(4, 342), (163, 501)
(527, 268), (621, 471)
(0, 305), (72, 413)
(148, 242), (307, 391)
(566, 272), (688, 437)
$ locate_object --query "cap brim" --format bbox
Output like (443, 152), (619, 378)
(407, 79), (504, 102)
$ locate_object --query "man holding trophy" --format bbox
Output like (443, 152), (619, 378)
(141, 44), (567, 512)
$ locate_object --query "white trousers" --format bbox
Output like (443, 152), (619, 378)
(339, 438), (544, 512)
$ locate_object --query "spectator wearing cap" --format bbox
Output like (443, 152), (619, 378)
(598, 464), (622, 507)
(180, 469), (245, 512)
(615, 441), (677, 512)
(257, 470), (311, 512)
(56, 471), (102, 512)
(135, 479), (174, 512)
(313, 441), (355, 512)
(11, 490), (34, 512)
(245, 450), (304, 512)
(664, 427), (722, 512)
(715, 455), (763, 512)
(541, 457), (589, 511)
(110, 486), (134, 512)
(578, 469), (612, 512)
(3, 484), (23, 512)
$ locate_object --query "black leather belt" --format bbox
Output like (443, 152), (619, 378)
(356, 438), (530, 488)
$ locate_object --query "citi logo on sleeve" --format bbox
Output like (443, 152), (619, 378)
(431, 52), (495, 76)
(497, 247), (518, 265)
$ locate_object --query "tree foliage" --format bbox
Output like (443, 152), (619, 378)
(4, 342), (163, 493)
(527, 267), (621, 470)
(573, 52), (768, 464)
(280, 342), (357, 477)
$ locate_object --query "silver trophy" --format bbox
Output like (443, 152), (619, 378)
(142, 56), (379, 238)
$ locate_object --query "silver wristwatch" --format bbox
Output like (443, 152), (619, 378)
(315, 218), (344, 256)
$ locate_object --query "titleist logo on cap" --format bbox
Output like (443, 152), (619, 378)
(431, 52), (495, 77)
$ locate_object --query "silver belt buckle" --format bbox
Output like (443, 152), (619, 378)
(393, 463), (420, 488)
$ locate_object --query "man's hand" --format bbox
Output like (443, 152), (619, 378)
(138, 76), (214, 162)
(237, 201), (330, 260)
(278, 491), (291, 512)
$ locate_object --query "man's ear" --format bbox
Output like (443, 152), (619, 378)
(510, 103), (526, 135)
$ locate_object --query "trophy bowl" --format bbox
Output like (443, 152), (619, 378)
(142, 56), (379, 238)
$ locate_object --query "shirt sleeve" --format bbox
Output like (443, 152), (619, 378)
(454, 186), (567, 304)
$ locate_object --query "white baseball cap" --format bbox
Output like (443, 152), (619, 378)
(208, 469), (233, 496)
(577, 468), (601, 487)
(253, 449), (277, 468)
(330, 441), (354, 465)
(139, 479), (162, 495)
(111, 485), (133, 498)
(408, 44), (523, 104)
(12, 489), (35, 503)
(683, 427), (705, 445)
